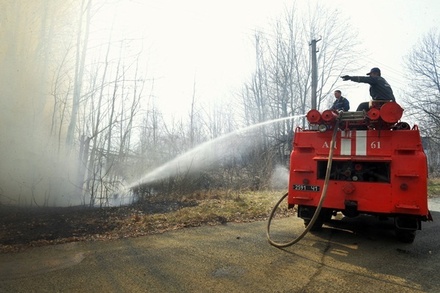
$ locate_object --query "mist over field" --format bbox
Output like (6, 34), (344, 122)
(0, 2), (80, 206)
(0, 1), (298, 207)
(0, 0), (361, 207)
(2, 0), (436, 208)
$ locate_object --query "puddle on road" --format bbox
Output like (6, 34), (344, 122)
(0, 251), (85, 280)
(212, 265), (246, 278)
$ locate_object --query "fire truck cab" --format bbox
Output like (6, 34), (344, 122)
(288, 101), (432, 243)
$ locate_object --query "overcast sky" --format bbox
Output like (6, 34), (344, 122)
(330, 0), (439, 110)
(100, 0), (440, 119)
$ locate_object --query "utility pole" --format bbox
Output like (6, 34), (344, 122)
(310, 38), (321, 110)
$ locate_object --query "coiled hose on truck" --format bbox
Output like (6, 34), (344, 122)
(266, 118), (340, 248)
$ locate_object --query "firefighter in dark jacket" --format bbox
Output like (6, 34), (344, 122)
(341, 67), (395, 111)
(331, 90), (350, 111)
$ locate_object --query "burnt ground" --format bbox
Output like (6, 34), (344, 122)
(0, 196), (200, 253)
(3, 193), (437, 254)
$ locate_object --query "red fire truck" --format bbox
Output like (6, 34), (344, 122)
(288, 101), (432, 243)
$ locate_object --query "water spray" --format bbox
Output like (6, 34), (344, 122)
(127, 115), (305, 190)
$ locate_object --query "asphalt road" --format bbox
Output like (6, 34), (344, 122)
(1, 203), (440, 293)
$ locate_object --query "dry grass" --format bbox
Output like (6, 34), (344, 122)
(428, 178), (440, 197)
(4, 180), (437, 253)
(125, 190), (286, 233)
(0, 189), (289, 252)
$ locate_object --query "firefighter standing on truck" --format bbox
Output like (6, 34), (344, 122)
(341, 67), (395, 111)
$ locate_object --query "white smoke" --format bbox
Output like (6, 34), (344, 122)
(270, 165), (289, 190)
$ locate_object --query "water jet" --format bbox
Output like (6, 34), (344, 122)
(128, 115), (304, 190)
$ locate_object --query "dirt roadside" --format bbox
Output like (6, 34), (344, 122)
(0, 191), (279, 254)
(2, 191), (439, 254)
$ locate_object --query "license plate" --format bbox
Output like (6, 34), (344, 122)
(293, 184), (320, 192)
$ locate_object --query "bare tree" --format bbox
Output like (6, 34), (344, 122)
(404, 29), (440, 132)
(403, 29), (440, 174)
(239, 2), (360, 186)
(66, 0), (92, 146)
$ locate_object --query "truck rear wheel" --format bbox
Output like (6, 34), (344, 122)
(302, 208), (333, 231)
(394, 216), (419, 243)
(395, 229), (416, 243)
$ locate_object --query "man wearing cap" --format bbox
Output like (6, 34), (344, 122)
(341, 67), (395, 111)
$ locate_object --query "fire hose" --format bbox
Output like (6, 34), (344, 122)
(266, 116), (340, 248)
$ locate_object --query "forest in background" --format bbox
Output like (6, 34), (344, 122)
(1, 0), (439, 207)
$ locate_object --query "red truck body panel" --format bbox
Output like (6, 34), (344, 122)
(288, 127), (429, 217)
